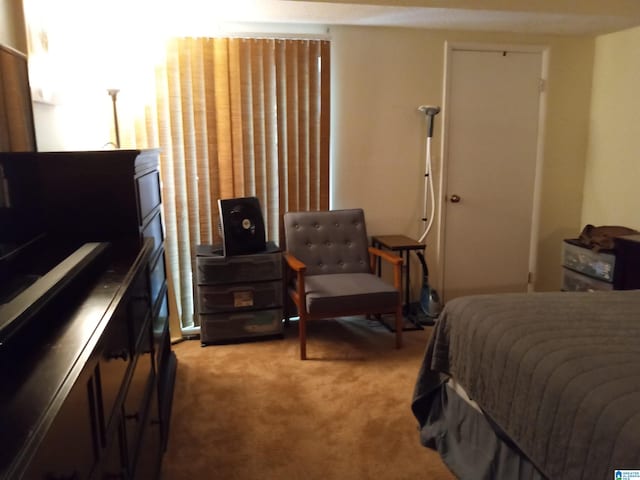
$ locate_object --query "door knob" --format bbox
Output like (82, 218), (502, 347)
(450, 194), (461, 203)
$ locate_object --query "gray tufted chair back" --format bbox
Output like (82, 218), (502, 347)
(283, 209), (371, 276)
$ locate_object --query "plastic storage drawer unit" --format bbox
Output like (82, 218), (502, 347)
(195, 242), (284, 345)
(562, 239), (616, 282)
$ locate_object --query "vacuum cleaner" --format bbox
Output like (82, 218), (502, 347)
(415, 251), (441, 321)
(416, 105), (442, 322)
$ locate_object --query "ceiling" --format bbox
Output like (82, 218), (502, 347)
(191, 0), (640, 36)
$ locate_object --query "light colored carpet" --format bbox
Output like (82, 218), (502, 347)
(160, 317), (455, 480)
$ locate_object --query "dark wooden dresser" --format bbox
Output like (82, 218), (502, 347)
(614, 234), (640, 290)
(0, 149), (176, 479)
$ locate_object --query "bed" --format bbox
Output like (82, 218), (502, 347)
(411, 290), (640, 480)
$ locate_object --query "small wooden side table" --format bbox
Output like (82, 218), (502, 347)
(371, 234), (426, 329)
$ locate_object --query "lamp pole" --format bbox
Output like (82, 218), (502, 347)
(107, 88), (121, 148)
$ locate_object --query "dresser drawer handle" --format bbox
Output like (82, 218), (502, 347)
(125, 412), (140, 422)
(106, 349), (129, 361)
(45, 472), (79, 480)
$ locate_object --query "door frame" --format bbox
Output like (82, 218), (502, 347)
(436, 41), (550, 297)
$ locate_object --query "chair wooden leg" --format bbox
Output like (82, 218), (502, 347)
(395, 306), (403, 349)
(299, 313), (307, 360)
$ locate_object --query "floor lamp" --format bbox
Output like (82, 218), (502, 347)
(107, 88), (121, 148)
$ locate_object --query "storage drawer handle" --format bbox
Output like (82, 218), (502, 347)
(229, 314), (257, 321)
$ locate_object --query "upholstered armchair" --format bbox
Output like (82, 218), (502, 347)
(283, 209), (403, 360)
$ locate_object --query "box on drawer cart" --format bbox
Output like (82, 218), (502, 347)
(562, 239), (616, 282)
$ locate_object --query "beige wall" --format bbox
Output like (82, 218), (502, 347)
(0, 0), (27, 51)
(1, 0), (597, 292)
(330, 26), (595, 292)
(582, 26), (640, 231)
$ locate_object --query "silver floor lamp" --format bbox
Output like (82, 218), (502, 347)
(107, 88), (121, 148)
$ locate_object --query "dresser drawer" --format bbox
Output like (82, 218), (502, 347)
(200, 308), (283, 343)
(149, 250), (166, 308)
(127, 265), (152, 350)
(97, 308), (131, 436)
(136, 170), (161, 225)
(142, 211), (164, 260)
(123, 348), (154, 472)
(197, 281), (282, 313)
(152, 285), (169, 377)
(196, 252), (282, 285)
(20, 364), (99, 480)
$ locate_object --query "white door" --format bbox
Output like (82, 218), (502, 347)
(441, 46), (544, 301)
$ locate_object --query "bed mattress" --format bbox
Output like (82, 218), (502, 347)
(412, 290), (640, 480)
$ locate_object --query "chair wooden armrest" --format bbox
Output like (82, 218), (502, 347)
(284, 252), (307, 273)
(283, 251), (307, 314)
(368, 247), (402, 290)
(368, 247), (403, 266)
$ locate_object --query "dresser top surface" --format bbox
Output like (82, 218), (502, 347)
(616, 233), (640, 244)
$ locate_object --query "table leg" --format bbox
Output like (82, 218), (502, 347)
(370, 238), (423, 331)
(404, 250), (410, 311)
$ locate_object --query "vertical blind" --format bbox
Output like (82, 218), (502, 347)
(123, 37), (330, 330)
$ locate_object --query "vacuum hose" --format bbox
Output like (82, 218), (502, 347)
(417, 105), (440, 243)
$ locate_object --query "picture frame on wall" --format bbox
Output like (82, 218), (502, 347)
(25, 20), (59, 106)
(0, 44), (37, 152)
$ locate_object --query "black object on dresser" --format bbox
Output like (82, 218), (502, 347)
(561, 236), (640, 292)
(195, 242), (284, 345)
(0, 149), (176, 479)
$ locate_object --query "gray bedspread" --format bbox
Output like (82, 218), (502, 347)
(412, 290), (640, 480)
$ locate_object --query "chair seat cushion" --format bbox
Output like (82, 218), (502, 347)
(300, 273), (399, 315)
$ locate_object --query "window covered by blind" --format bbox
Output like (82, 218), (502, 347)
(126, 37), (330, 330)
